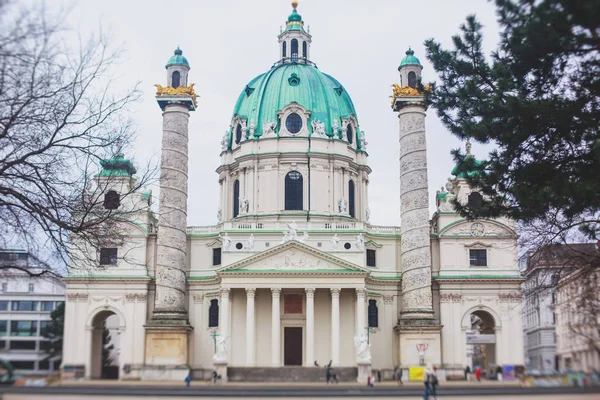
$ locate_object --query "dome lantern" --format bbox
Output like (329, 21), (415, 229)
(165, 47), (190, 89)
(398, 47), (423, 89)
(278, 1), (312, 64)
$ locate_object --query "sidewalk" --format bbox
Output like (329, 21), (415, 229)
(53, 379), (523, 388)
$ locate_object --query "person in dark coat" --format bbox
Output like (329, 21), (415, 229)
(326, 360), (332, 384)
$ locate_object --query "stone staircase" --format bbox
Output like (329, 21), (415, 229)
(227, 366), (358, 382)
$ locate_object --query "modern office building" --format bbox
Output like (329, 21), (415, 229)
(0, 250), (65, 376)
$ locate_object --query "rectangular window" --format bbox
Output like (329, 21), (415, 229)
(41, 301), (54, 312)
(39, 341), (51, 351)
(40, 321), (52, 332)
(11, 361), (35, 370)
(28, 283), (34, 293)
(0, 340), (5, 349)
(366, 249), (376, 267)
(10, 321), (37, 336)
(100, 248), (118, 265)
(9, 340), (36, 350)
(208, 299), (219, 328)
(0, 321), (7, 336)
(469, 249), (487, 267)
(1, 283), (6, 292)
(11, 301), (39, 311)
(0, 301), (9, 311)
(38, 360), (50, 370)
(212, 248), (222, 266)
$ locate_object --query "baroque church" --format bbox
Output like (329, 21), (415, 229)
(62, 2), (524, 381)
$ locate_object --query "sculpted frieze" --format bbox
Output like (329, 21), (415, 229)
(399, 114), (425, 135)
(440, 293), (463, 302)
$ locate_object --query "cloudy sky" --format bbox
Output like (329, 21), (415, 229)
(64, 0), (500, 227)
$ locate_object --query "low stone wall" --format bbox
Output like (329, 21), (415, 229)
(228, 367), (358, 382)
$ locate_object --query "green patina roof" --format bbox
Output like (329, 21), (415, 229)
(451, 156), (484, 178)
(228, 63), (364, 148)
(400, 47), (421, 66)
(166, 47), (189, 69)
(437, 191), (450, 201)
(99, 154), (136, 177)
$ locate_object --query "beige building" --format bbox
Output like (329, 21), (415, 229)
(554, 245), (600, 373)
(62, 2), (524, 381)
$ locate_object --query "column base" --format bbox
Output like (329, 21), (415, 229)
(394, 324), (442, 367)
(212, 359), (228, 382)
(144, 325), (192, 366)
(356, 362), (372, 383)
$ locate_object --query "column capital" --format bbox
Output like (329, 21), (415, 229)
(356, 288), (367, 298)
(245, 288), (256, 298)
(383, 295), (394, 304)
(220, 288), (230, 298)
(330, 288), (341, 298)
(271, 288), (281, 298)
(193, 293), (204, 303)
(305, 288), (316, 297)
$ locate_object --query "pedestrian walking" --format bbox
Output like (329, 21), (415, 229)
(475, 366), (482, 382)
(431, 365), (439, 400)
(185, 373), (192, 387)
(422, 364), (434, 400)
(395, 366), (403, 385)
(326, 360), (332, 384)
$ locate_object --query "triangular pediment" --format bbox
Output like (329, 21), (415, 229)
(218, 241), (369, 275)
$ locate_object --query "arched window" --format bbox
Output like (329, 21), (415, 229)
(346, 124), (354, 144)
(408, 71), (417, 88)
(282, 41), (287, 58)
(209, 299), (219, 327)
(172, 71), (181, 88)
(368, 300), (379, 328)
(103, 190), (120, 210)
(285, 171), (303, 210)
(291, 39), (298, 61)
(302, 41), (307, 58)
(348, 180), (355, 218)
(285, 113), (302, 134)
(233, 180), (240, 218)
(235, 124), (242, 144)
(468, 192), (483, 209)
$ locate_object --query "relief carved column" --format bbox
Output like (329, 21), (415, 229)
(331, 288), (341, 366)
(246, 288), (256, 366)
(271, 288), (281, 366)
(394, 96), (435, 324)
(305, 288), (315, 366)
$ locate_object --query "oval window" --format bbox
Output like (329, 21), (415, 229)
(286, 113), (303, 134)
(235, 124), (242, 144)
(235, 242), (243, 250)
(347, 125), (354, 144)
(344, 242), (352, 250)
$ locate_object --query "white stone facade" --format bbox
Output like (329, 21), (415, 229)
(61, 5), (525, 381)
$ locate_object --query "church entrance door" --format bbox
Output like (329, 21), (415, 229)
(284, 327), (303, 366)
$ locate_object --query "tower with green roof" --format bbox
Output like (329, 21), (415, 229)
(392, 47), (441, 359)
(146, 47), (196, 375)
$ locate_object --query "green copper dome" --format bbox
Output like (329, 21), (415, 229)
(399, 47), (421, 66)
(165, 47), (189, 69)
(228, 63), (363, 148)
(288, 8), (302, 22)
(99, 154), (137, 177)
(451, 156), (484, 178)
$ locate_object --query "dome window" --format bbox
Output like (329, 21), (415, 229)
(286, 113), (303, 134)
(282, 41), (287, 58)
(302, 41), (307, 58)
(285, 171), (303, 210)
(171, 71), (180, 88)
(346, 124), (354, 144)
(235, 124), (243, 144)
(408, 71), (417, 88)
(288, 73), (300, 87)
(291, 39), (299, 61)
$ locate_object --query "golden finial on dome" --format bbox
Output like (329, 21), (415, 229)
(291, 0), (299, 9)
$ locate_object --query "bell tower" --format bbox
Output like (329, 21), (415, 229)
(145, 47), (197, 380)
(392, 48), (442, 367)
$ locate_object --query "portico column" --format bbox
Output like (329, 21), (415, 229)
(331, 288), (341, 366)
(220, 288), (230, 348)
(271, 288), (281, 366)
(356, 288), (366, 337)
(305, 288), (315, 366)
(246, 288), (256, 366)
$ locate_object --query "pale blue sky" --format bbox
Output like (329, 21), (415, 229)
(63, 0), (500, 227)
